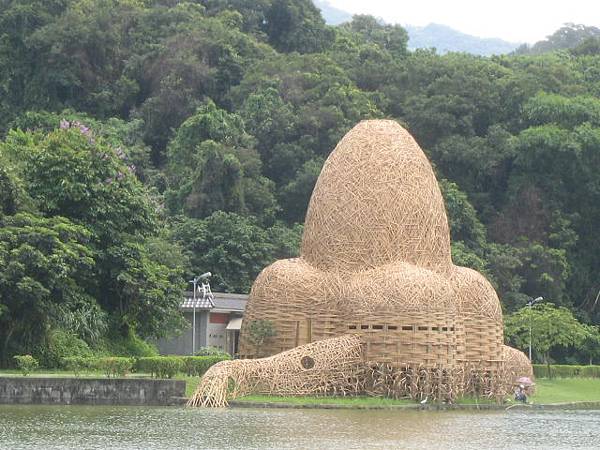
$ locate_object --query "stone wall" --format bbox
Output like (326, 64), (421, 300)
(0, 377), (185, 405)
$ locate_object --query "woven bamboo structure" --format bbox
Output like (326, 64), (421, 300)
(190, 120), (532, 406)
(187, 335), (363, 407)
(503, 345), (535, 381)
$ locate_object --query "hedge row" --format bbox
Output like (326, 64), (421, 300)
(62, 356), (134, 377)
(61, 355), (229, 378)
(135, 356), (229, 378)
(533, 364), (600, 378)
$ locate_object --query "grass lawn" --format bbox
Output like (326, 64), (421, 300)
(532, 378), (600, 404)
(177, 375), (201, 398)
(3, 371), (600, 405)
(233, 379), (600, 407)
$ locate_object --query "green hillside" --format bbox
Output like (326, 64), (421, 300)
(0, 0), (599, 367)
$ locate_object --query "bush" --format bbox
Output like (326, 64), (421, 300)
(135, 357), (183, 378)
(103, 331), (158, 357)
(135, 355), (229, 378)
(61, 356), (96, 376)
(183, 355), (230, 376)
(580, 365), (600, 378)
(13, 355), (39, 376)
(39, 329), (93, 369)
(95, 357), (134, 377)
(533, 364), (600, 378)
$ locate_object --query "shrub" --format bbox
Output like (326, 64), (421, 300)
(135, 357), (183, 378)
(104, 331), (158, 357)
(95, 357), (134, 377)
(554, 365), (582, 378)
(247, 319), (277, 357)
(61, 356), (96, 376)
(533, 364), (550, 378)
(183, 355), (230, 376)
(39, 329), (93, 369)
(580, 365), (600, 378)
(13, 355), (39, 376)
(135, 355), (229, 378)
(533, 364), (600, 378)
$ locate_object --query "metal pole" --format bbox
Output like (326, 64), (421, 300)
(529, 303), (532, 361)
(528, 296), (543, 361)
(192, 277), (197, 355)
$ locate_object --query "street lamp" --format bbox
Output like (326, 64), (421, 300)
(189, 272), (212, 355)
(189, 277), (199, 355)
(527, 296), (543, 361)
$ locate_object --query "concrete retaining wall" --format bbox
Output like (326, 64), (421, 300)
(0, 377), (185, 406)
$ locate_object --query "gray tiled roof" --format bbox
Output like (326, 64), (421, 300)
(212, 292), (248, 312)
(180, 291), (248, 311)
(181, 294), (214, 309)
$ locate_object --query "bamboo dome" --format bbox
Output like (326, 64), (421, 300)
(302, 120), (452, 273)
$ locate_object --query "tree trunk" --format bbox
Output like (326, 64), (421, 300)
(1, 324), (15, 368)
(545, 353), (552, 379)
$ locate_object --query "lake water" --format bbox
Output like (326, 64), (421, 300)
(1, 405), (599, 449)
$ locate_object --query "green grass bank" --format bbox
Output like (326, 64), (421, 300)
(233, 378), (600, 407)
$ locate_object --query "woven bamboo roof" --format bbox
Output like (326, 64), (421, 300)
(302, 120), (452, 273)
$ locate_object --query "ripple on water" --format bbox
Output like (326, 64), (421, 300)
(1, 405), (600, 449)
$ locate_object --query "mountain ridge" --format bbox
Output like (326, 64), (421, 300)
(313, 0), (521, 55)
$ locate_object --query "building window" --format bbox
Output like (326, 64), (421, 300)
(210, 312), (229, 324)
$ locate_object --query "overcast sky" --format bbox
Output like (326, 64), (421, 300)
(326, 0), (599, 43)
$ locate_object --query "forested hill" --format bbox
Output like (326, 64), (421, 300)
(515, 24), (600, 55)
(0, 1), (599, 364)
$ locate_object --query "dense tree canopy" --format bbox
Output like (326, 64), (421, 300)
(1, 0), (599, 364)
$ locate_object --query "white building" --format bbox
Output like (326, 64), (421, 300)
(156, 292), (247, 356)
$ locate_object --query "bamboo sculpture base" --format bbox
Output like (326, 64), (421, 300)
(189, 120), (533, 407)
(188, 335), (528, 407)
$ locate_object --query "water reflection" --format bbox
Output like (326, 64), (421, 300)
(1, 405), (599, 449)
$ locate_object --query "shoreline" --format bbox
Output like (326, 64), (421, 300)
(227, 399), (600, 411)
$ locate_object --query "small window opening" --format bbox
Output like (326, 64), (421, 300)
(418, 326), (428, 331)
(301, 356), (315, 369)
(388, 325), (398, 330)
(401, 326), (413, 331)
(360, 325), (369, 330)
(348, 325), (357, 330)
(372, 325), (383, 330)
